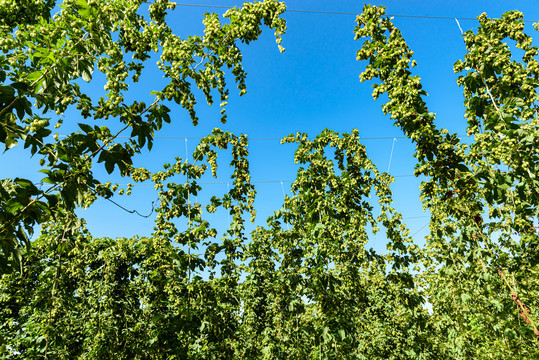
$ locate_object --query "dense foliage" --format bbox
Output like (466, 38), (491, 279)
(1, 0), (539, 358)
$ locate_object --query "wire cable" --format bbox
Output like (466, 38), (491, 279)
(175, 3), (539, 22)
(103, 195), (157, 218)
(387, 137), (397, 173)
(411, 222), (430, 237)
(115, 175), (416, 187)
(455, 18), (464, 34)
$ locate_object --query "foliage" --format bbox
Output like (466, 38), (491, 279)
(1, 0), (539, 359)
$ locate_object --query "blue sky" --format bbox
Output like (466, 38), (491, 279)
(3, 0), (539, 252)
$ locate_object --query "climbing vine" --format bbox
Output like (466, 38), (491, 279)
(1, 1), (539, 359)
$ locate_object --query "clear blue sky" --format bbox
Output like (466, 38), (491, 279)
(3, 0), (539, 251)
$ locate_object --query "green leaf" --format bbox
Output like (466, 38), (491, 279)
(78, 123), (93, 134)
(41, 177), (54, 184)
(105, 160), (115, 174)
(4, 136), (18, 150)
(27, 71), (43, 83)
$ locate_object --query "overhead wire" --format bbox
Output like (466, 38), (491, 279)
(175, 3), (539, 23)
(102, 195), (157, 218)
(387, 137), (397, 173)
(411, 222), (430, 237)
(31, 182), (158, 217)
(114, 173), (415, 187)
